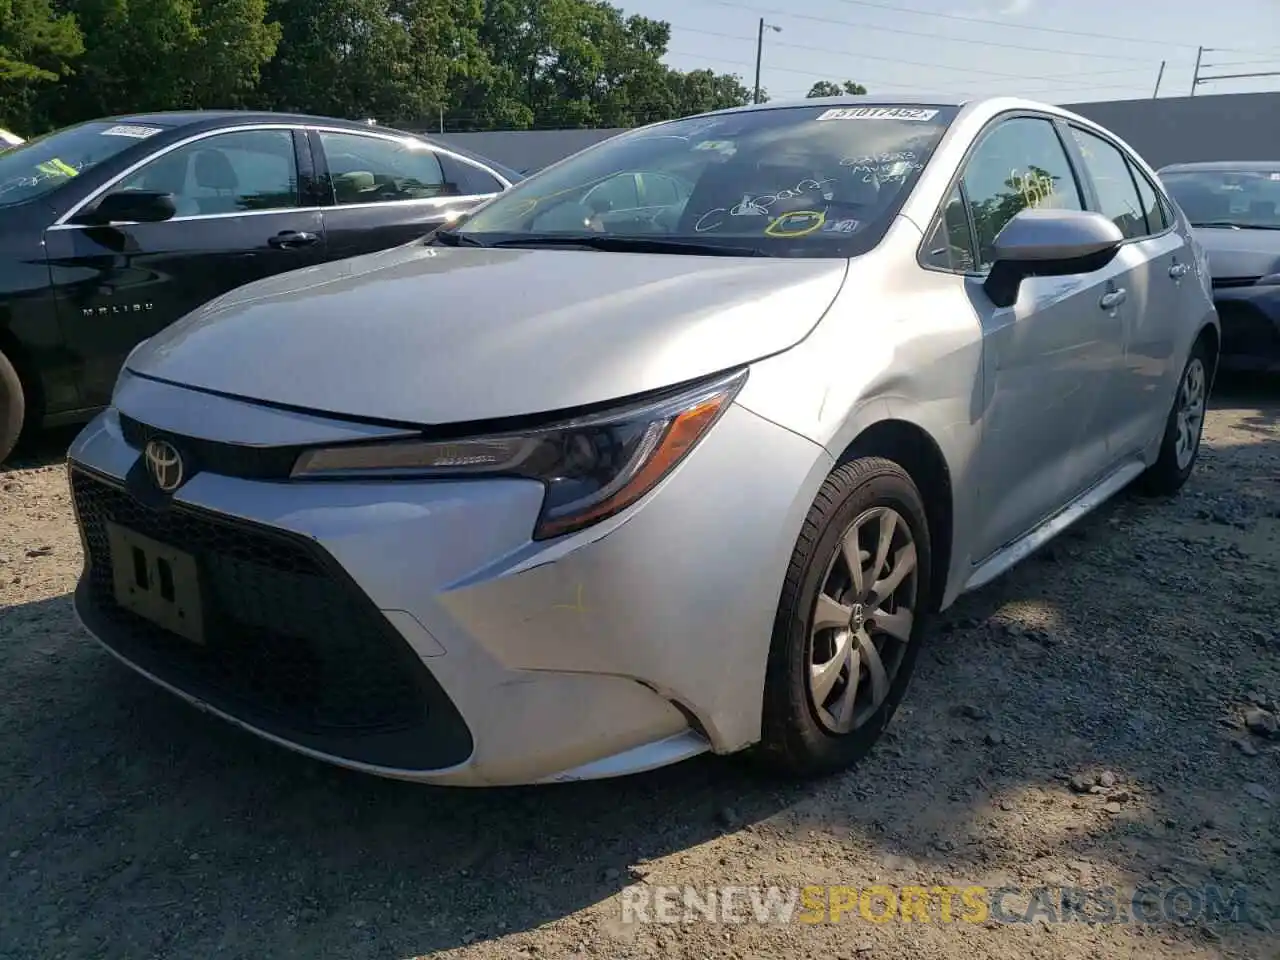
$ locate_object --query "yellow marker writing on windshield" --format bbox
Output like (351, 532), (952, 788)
(37, 157), (79, 178)
(765, 209), (826, 238)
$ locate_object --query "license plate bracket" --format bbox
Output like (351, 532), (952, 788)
(106, 521), (206, 645)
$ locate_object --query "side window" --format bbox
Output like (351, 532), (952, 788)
(119, 129), (299, 218)
(640, 173), (683, 207)
(583, 173), (639, 212)
(960, 117), (1083, 270)
(1129, 163), (1169, 233)
(922, 185), (976, 272)
(1069, 126), (1146, 239)
(318, 131), (449, 205)
(437, 153), (504, 196)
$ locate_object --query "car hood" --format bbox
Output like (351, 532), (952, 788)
(126, 242), (848, 425)
(1192, 227), (1280, 280)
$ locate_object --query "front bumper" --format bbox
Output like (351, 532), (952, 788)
(67, 377), (831, 786)
(1213, 282), (1280, 370)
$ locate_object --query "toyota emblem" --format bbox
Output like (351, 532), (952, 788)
(144, 439), (185, 493)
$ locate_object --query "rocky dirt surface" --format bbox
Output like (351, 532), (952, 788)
(1, 381), (1278, 960)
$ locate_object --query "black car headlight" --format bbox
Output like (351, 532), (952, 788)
(290, 368), (747, 540)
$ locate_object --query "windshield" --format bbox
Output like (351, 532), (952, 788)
(0, 120), (168, 206)
(454, 104), (958, 257)
(1161, 168), (1280, 229)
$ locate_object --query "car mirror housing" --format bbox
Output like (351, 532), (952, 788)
(81, 189), (177, 226)
(984, 208), (1124, 308)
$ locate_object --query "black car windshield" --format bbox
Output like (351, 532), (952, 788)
(453, 104), (958, 256)
(0, 120), (168, 206)
(1161, 167), (1280, 230)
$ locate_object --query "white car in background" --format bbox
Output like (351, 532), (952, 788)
(0, 129), (22, 152)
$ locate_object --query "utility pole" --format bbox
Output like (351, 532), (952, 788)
(753, 18), (781, 104)
(1153, 60), (1165, 98)
(439, 106), (444, 134)
(1190, 45), (1203, 95)
(1193, 48), (1280, 89)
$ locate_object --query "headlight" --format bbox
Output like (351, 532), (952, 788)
(1256, 273), (1280, 286)
(290, 368), (748, 540)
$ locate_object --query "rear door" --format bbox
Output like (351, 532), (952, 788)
(310, 129), (496, 260)
(45, 126), (325, 408)
(1063, 124), (1183, 459)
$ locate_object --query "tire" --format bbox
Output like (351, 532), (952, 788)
(756, 456), (933, 778)
(0, 350), (23, 466)
(1136, 336), (1210, 497)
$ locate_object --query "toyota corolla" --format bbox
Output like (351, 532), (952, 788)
(67, 95), (1218, 786)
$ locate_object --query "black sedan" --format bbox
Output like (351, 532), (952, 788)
(0, 111), (522, 462)
(1159, 161), (1280, 372)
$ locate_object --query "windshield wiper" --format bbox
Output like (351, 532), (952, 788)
(426, 228), (487, 247)
(484, 235), (770, 257)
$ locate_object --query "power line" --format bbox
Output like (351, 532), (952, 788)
(668, 49), (1156, 101)
(666, 49), (977, 94)
(693, 0), (1176, 64)
(823, 0), (1237, 52)
(673, 23), (1164, 87)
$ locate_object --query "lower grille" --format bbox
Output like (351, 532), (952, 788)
(70, 467), (473, 770)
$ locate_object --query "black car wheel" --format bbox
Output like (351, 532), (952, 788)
(0, 350), (24, 464)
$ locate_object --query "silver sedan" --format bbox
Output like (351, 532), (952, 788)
(67, 95), (1217, 786)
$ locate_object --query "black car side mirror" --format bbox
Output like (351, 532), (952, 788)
(80, 189), (177, 226)
(983, 208), (1124, 308)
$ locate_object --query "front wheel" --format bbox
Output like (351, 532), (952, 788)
(0, 350), (24, 465)
(1137, 338), (1210, 497)
(756, 456), (933, 778)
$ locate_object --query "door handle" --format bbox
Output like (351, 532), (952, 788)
(1099, 289), (1127, 311)
(1169, 262), (1190, 279)
(269, 230), (319, 249)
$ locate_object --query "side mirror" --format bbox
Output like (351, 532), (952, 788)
(81, 189), (177, 225)
(983, 208), (1124, 308)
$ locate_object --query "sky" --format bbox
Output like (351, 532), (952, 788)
(624, 0), (1280, 104)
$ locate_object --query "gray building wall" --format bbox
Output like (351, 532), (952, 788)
(430, 92), (1280, 174)
(1066, 92), (1280, 169)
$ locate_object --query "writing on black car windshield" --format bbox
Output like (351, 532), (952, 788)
(1162, 168), (1280, 230)
(0, 120), (167, 206)
(457, 105), (955, 253)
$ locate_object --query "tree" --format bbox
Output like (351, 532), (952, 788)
(666, 68), (754, 117)
(32, 0), (277, 131)
(0, 0), (84, 130)
(806, 79), (867, 97)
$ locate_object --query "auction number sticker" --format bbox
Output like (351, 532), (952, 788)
(100, 124), (164, 139)
(817, 107), (939, 122)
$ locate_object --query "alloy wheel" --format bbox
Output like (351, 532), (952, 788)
(1174, 356), (1207, 470)
(808, 506), (918, 735)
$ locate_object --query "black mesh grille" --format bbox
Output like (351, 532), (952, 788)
(71, 466), (473, 769)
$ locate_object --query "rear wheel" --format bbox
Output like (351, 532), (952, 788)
(0, 350), (23, 465)
(757, 457), (932, 777)
(1137, 337), (1210, 497)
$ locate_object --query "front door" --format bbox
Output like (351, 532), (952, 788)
(310, 129), (488, 260)
(958, 115), (1131, 563)
(45, 127), (326, 408)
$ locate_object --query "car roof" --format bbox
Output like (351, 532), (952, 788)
(79, 110), (520, 178)
(1158, 160), (1280, 173)
(695, 92), (969, 118)
(89, 110), (447, 147)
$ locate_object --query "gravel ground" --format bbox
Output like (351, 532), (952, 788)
(1, 380), (1278, 960)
